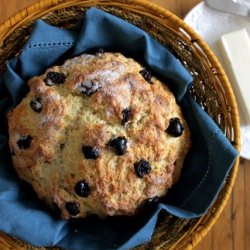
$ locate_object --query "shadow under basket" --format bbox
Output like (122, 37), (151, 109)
(0, 0), (241, 249)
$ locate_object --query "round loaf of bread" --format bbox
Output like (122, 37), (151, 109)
(8, 52), (191, 219)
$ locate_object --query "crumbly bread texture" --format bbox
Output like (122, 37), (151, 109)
(8, 52), (191, 219)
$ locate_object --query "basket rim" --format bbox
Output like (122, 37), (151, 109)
(0, 0), (241, 249)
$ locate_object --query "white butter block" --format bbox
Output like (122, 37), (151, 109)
(220, 28), (250, 125)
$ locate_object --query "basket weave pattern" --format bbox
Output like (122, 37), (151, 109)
(0, 0), (240, 249)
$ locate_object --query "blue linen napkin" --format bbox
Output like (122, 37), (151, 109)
(0, 7), (238, 250)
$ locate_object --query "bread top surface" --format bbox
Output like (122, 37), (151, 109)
(8, 52), (191, 219)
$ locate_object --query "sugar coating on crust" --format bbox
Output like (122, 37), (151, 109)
(8, 52), (191, 219)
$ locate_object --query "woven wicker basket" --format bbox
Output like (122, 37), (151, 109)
(0, 0), (240, 249)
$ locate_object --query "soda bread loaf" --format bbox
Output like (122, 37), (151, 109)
(8, 52), (191, 219)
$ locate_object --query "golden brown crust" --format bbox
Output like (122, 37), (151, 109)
(7, 52), (191, 219)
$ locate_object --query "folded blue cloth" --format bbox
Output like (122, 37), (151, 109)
(0, 7), (238, 250)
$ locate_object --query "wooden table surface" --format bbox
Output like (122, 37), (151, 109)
(0, 0), (249, 250)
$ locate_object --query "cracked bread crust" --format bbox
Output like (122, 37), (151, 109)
(8, 52), (191, 219)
